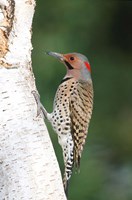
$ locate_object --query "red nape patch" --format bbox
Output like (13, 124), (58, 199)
(84, 61), (91, 72)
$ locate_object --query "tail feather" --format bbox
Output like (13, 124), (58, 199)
(63, 174), (69, 197)
(75, 160), (80, 172)
(74, 150), (81, 172)
(63, 161), (73, 197)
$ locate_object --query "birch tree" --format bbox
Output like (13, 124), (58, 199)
(0, 0), (66, 199)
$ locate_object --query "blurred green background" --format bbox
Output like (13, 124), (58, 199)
(32, 1), (132, 199)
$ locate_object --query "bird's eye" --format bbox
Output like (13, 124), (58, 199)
(70, 57), (74, 61)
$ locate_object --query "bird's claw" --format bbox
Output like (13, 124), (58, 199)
(32, 90), (47, 119)
(32, 90), (42, 117)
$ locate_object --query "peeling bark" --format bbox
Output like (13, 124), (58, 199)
(0, 0), (14, 59)
(0, 0), (66, 199)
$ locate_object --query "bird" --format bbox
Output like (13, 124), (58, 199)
(32, 51), (93, 196)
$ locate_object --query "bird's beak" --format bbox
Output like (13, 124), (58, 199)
(46, 51), (64, 62)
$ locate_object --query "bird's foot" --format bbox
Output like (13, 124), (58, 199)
(32, 90), (47, 119)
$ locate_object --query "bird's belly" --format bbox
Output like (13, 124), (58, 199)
(51, 106), (71, 135)
(51, 108), (74, 161)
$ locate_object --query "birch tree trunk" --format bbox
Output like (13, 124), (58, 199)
(0, 0), (66, 199)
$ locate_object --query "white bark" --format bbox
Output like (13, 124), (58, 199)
(0, 0), (66, 199)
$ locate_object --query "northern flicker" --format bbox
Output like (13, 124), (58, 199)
(32, 52), (93, 195)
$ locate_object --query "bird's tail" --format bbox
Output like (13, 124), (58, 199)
(74, 152), (81, 173)
(63, 160), (73, 197)
(63, 173), (69, 197)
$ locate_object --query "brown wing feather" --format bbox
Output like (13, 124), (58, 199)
(69, 80), (93, 169)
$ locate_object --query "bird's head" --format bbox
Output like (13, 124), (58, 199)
(47, 51), (92, 81)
